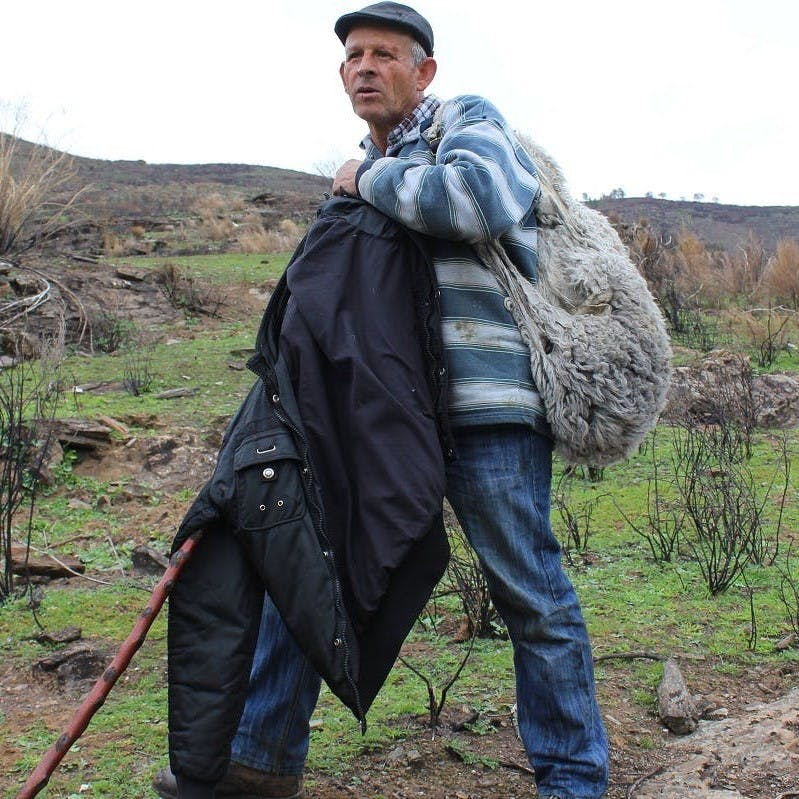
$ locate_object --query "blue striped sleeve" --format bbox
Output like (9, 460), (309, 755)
(358, 95), (540, 244)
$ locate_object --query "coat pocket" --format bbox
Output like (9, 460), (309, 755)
(233, 429), (305, 532)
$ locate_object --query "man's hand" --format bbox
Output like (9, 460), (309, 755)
(332, 159), (364, 197)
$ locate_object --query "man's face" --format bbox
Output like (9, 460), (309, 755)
(340, 25), (435, 143)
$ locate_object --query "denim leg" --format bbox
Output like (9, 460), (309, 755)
(230, 592), (321, 775)
(445, 425), (609, 799)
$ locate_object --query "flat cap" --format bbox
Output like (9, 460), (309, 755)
(335, 2), (434, 56)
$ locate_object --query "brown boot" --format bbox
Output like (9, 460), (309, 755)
(152, 762), (305, 799)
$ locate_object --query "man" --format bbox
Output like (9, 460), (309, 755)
(155, 3), (608, 798)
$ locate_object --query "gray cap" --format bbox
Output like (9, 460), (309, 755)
(335, 2), (434, 56)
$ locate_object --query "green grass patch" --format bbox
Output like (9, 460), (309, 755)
(58, 326), (260, 428)
(116, 252), (292, 285)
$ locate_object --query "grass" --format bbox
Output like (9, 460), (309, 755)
(3, 255), (799, 796)
(112, 252), (290, 286)
(62, 329), (259, 429)
(46, 251), (295, 429)
(9, 439), (798, 796)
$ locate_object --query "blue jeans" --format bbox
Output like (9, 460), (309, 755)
(231, 426), (608, 798)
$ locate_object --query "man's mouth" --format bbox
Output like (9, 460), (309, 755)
(356, 86), (380, 97)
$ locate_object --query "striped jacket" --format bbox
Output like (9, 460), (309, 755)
(357, 94), (547, 431)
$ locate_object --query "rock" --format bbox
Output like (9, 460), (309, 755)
(67, 497), (93, 510)
(752, 373), (799, 428)
(42, 417), (117, 450)
(665, 350), (754, 427)
(27, 437), (64, 486)
(114, 265), (150, 282)
(665, 349), (799, 430)
(33, 642), (108, 689)
(10, 544), (85, 578)
(229, 348), (256, 358)
(634, 689), (799, 798)
(35, 626), (83, 645)
(657, 658), (699, 735)
(9, 275), (43, 294)
(451, 615), (474, 643)
(155, 387), (198, 399)
(146, 437), (179, 468)
(131, 545), (170, 575)
(386, 746), (406, 763)
(0, 329), (41, 359)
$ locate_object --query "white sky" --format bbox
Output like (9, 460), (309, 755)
(3, 0), (797, 206)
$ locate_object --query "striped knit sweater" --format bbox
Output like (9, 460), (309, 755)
(357, 94), (547, 431)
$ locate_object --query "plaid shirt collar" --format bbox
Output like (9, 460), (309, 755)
(361, 94), (442, 156)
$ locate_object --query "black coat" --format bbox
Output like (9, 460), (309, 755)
(167, 198), (451, 788)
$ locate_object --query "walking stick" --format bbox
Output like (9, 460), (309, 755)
(15, 532), (203, 799)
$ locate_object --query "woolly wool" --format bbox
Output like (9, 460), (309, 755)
(477, 139), (673, 467)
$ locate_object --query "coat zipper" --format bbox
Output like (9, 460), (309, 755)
(250, 360), (366, 729)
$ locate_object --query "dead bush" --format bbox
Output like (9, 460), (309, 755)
(762, 238), (799, 309)
(234, 217), (304, 254)
(90, 309), (139, 353)
(443, 522), (505, 639)
(674, 232), (738, 308)
(103, 231), (125, 257)
(1, 335), (64, 600)
(190, 193), (227, 218)
(0, 124), (84, 256)
(103, 230), (150, 257)
(727, 306), (795, 368)
(155, 262), (225, 317)
(623, 219), (692, 334)
(730, 233), (770, 298)
(191, 193), (239, 242)
(200, 215), (235, 241)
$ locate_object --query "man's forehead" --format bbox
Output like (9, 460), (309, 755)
(344, 23), (415, 50)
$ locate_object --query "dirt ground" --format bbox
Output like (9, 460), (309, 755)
(2, 260), (798, 798)
(2, 429), (798, 799)
(2, 621), (798, 799)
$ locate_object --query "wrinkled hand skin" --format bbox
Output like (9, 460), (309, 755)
(332, 159), (363, 197)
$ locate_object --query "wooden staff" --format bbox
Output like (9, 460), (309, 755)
(15, 533), (202, 799)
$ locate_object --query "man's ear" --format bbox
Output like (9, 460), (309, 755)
(417, 57), (437, 90)
(339, 61), (346, 87)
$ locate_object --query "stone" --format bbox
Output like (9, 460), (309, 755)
(657, 658), (699, 735)
(10, 544), (85, 579)
(665, 349), (799, 430)
(131, 545), (170, 575)
(665, 350), (754, 427)
(33, 642), (108, 689)
(752, 373), (799, 428)
(27, 437), (64, 486)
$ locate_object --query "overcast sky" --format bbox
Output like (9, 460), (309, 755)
(3, 0), (796, 206)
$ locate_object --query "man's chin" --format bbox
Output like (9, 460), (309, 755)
(353, 104), (385, 126)
(353, 96), (382, 115)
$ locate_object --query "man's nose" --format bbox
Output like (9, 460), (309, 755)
(357, 53), (377, 74)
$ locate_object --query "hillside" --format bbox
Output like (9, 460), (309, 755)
(73, 156), (331, 220)
(591, 196), (799, 253)
(8, 135), (796, 251)
(2, 136), (799, 799)
(8, 136), (330, 223)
